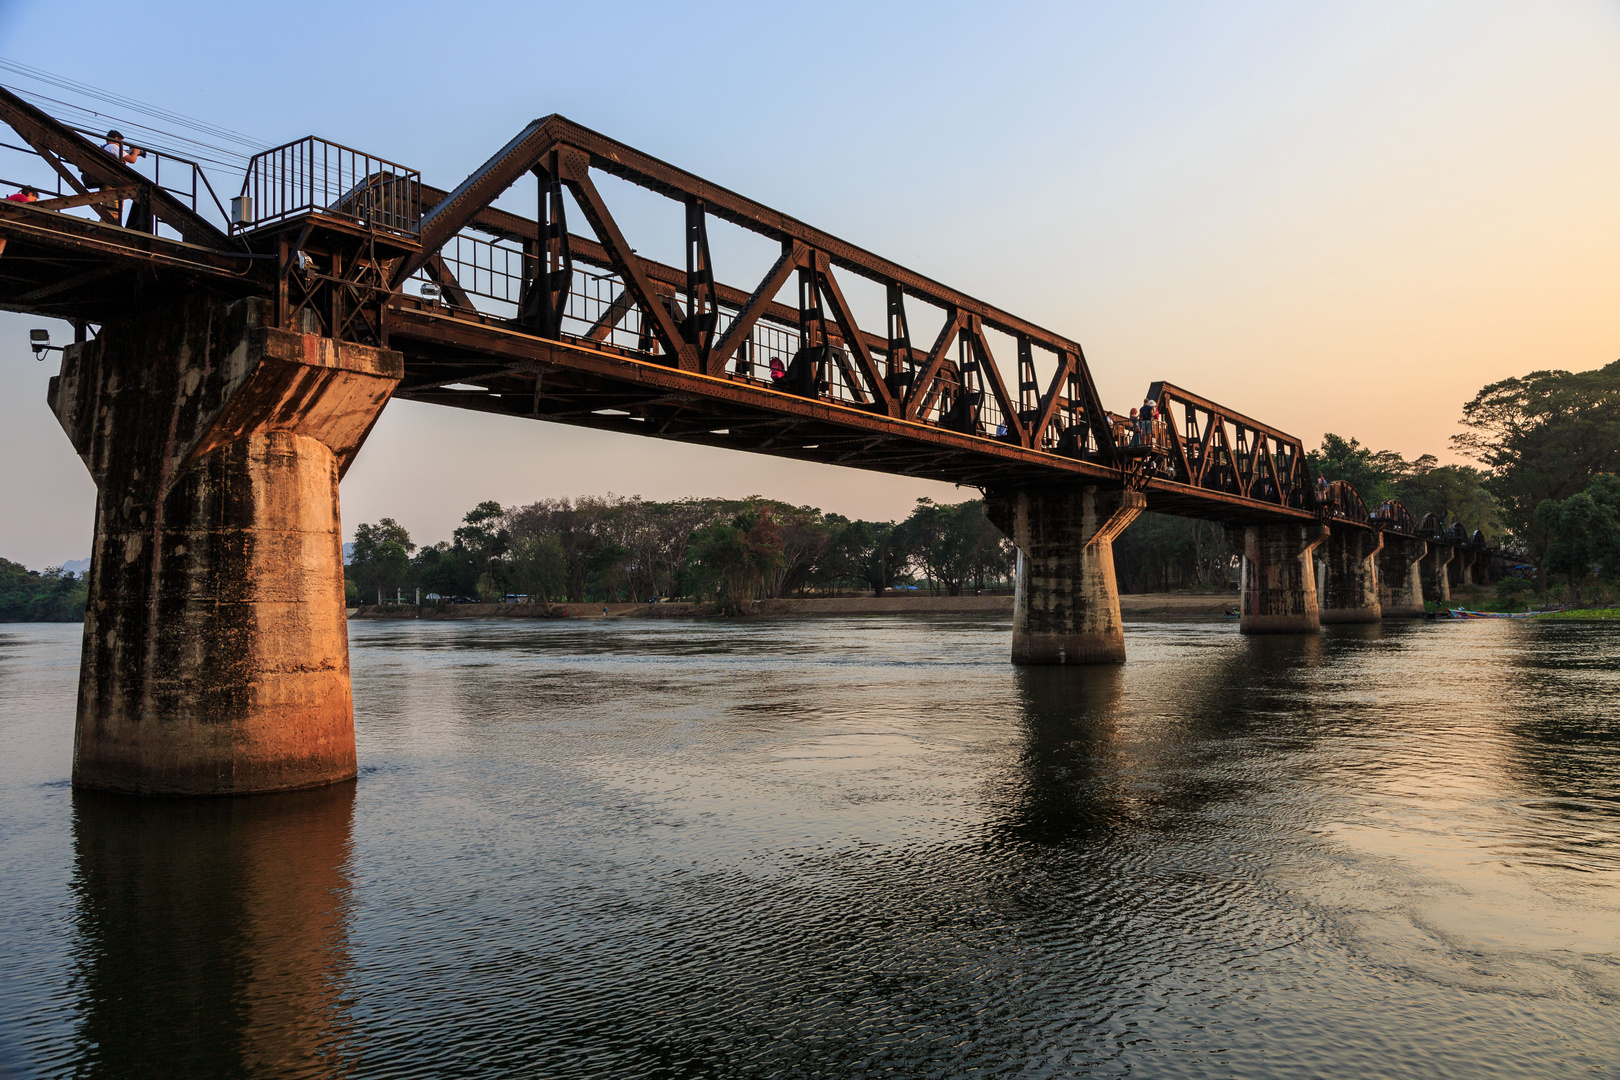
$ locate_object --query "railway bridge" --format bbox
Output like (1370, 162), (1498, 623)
(0, 89), (1501, 795)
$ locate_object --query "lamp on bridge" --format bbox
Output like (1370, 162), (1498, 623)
(29, 328), (63, 361)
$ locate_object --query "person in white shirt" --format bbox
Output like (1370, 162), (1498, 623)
(101, 130), (141, 166)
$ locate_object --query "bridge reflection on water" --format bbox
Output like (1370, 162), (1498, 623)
(11, 616), (1614, 1079)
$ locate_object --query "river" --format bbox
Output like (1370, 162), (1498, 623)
(1, 615), (1617, 1078)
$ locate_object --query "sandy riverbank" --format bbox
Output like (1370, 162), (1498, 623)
(349, 592), (1234, 620)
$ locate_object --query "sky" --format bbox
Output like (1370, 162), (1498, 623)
(0, 0), (1616, 567)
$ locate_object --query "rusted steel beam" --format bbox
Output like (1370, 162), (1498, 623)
(28, 187), (137, 212)
(1150, 380), (1302, 447)
(585, 287), (635, 341)
(905, 309), (964, 421)
(558, 156), (698, 371)
(518, 155), (573, 339)
(385, 302), (1122, 484)
(411, 116), (564, 276)
(815, 258), (895, 416)
(416, 184), (894, 360)
(10, 264), (123, 304)
(1026, 352), (1071, 449)
(0, 204), (260, 279)
(414, 116), (1082, 351)
(706, 241), (806, 375)
(971, 322), (1025, 446)
(408, 119), (1088, 413)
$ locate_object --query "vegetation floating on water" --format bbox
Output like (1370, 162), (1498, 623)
(1531, 608), (1620, 620)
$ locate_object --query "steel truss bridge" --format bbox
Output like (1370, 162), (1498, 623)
(0, 87), (1492, 560)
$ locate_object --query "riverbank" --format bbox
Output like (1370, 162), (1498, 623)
(347, 591), (1235, 620)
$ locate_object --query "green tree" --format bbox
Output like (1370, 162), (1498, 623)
(0, 560), (87, 621)
(768, 504), (832, 598)
(810, 516), (911, 597)
(1453, 360), (1620, 558)
(506, 533), (568, 606)
(454, 501), (508, 600)
(1305, 433), (1407, 507)
(1394, 462), (1500, 539)
(900, 498), (997, 596)
(348, 518), (414, 604)
(411, 540), (477, 600)
(1533, 474), (1620, 605)
(1113, 514), (1235, 593)
(685, 505), (782, 613)
(505, 495), (636, 602)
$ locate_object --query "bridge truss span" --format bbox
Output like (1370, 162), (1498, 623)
(0, 89), (1520, 799)
(385, 115), (1126, 469)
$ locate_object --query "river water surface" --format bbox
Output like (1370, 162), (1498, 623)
(1, 615), (1617, 1078)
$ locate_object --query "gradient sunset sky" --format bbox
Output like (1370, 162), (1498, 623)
(0, 1), (1615, 567)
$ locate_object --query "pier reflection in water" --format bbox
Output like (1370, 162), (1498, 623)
(68, 784), (357, 1078)
(2, 616), (1618, 1078)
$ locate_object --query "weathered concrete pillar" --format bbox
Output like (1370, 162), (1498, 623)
(1453, 548), (1474, 587)
(985, 486), (1145, 664)
(1238, 523), (1328, 633)
(1421, 544), (1454, 607)
(1378, 535), (1428, 618)
(49, 293), (400, 795)
(1319, 527), (1383, 624)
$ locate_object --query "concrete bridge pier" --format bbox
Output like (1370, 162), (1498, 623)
(1237, 523), (1328, 633)
(1318, 528), (1383, 624)
(985, 486), (1145, 664)
(1378, 535), (1427, 617)
(1421, 545), (1454, 608)
(1451, 548), (1475, 588)
(49, 293), (401, 795)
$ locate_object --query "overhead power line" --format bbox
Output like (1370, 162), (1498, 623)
(0, 57), (266, 153)
(0, 85), (254, 171)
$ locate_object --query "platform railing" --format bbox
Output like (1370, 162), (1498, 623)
(235, 136), (420, 236)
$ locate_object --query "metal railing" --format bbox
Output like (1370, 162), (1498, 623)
(235, 137), (420, 236)
(0, 130), (230, 233)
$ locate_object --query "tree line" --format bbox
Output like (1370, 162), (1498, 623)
(1307, 359), (1620, 603)
(0, 560), (86, 621)
(346, 495), (1015, 611)
(347, 357), (1620, 609)
(7, 361), (1612, 621)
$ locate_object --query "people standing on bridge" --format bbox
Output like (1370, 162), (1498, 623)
(5, 186), (38, 203)
(1316, 474), (1330, 506)
(101, 131), (142, 167)
(81, 132), (144, 228)
(769, 355), (786, 385)
(1128, 407), (1142, 447)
